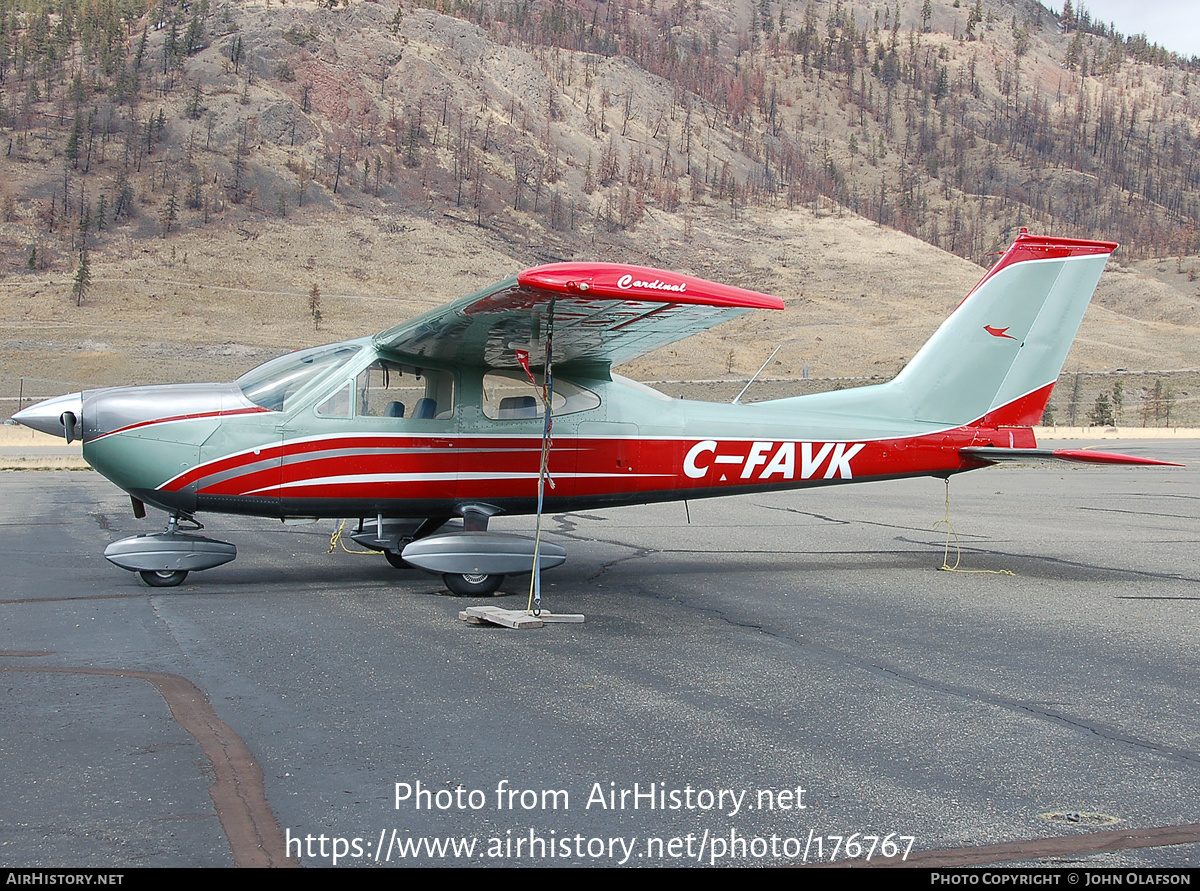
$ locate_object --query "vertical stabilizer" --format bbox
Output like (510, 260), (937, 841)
(889, 231), (1116, 427)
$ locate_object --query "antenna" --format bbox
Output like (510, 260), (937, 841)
(732, 345), (782, 405)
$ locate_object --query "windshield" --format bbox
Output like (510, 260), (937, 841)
(237, 344), (361, 412)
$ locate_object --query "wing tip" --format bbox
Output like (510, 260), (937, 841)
(518, 263), (786, 310)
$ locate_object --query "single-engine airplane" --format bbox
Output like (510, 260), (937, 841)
(14, 230), (1178, 593)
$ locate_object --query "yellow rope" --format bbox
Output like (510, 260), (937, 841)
(328, 519), (385, 556)
(933, 479), (1014, 575)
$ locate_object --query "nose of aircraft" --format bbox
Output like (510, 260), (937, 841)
(12, 392), (85, 441)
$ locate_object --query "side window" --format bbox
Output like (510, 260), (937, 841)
(482, 370), (600, 420)
(316, 382), (353, 418)
(356, 360), (455, 420)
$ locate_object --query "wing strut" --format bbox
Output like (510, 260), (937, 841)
(523, 298), (556, 615)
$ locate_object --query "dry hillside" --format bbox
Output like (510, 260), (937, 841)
(1, 0), (1198, 418)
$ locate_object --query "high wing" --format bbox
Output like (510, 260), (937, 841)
(373, 263), (785, 368)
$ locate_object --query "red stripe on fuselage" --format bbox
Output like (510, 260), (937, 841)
(162, 427), (1025, 505)
(91, 406), (270, 442)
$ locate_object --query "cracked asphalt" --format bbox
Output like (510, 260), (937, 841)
(1, 440), (1197, 867)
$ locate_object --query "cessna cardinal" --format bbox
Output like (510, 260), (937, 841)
(13, 230), (1177, 593)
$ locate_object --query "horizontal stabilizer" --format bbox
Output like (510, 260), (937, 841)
(961, 447), (1182, 467)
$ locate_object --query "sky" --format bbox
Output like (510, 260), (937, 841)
(1047, 0), (1200, 59)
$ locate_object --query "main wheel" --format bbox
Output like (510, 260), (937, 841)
(384, 550), (408, 570)
(140, 569), (189, 588)
(442, 572), (504, 597)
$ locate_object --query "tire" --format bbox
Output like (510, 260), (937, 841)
(384, 550), (408, 570)
(442, 572), (504, 597)
(140, 569), (189, 588)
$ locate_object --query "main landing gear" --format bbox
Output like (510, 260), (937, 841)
(408, 507), (509, 597)
(351, 511), (511, 595)
(350, 506), (566, 596)
(397, 505), (565, 597)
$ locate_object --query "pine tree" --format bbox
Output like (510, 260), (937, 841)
(72, 246), (91, 307)
(160, 187), (178, 236)
(1088, 392), (1114, 427)
(309, 283), (322, 330)
(1061, 0), (1075, 33)
(65, 112), (83, 167)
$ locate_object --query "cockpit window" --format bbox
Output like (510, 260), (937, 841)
(238, 345), (361, 412)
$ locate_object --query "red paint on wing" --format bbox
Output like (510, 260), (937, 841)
(517, 263), (786, 310)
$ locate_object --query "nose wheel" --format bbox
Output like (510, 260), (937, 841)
(139, 569), (190, 588)
(106, 512), (235, 587)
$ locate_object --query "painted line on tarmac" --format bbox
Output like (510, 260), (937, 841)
(0, 592), (153, 605)
(0, 664), (297, 868)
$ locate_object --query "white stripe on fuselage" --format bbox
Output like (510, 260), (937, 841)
(241, 471), (673, 496)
